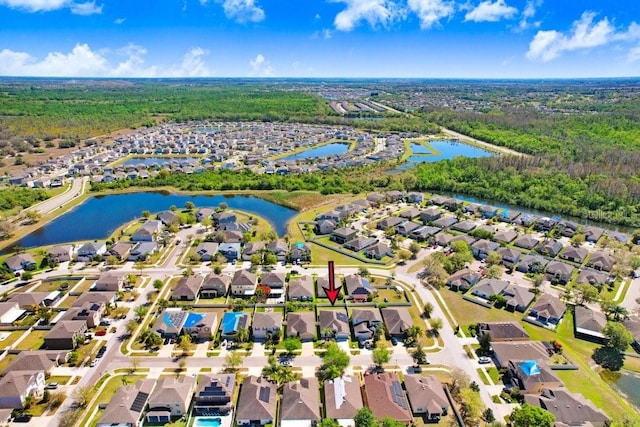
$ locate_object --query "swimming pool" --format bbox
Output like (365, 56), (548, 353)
(193, 417), (222, 427)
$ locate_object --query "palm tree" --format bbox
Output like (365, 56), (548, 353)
(611, 305), (629, 322)
(235, 327), (249, 343)
(404, 326), (423, 346)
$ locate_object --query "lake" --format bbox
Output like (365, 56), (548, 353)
(121, 157), (199, 167)
(7, 192), (297, 250)
(393, 140), (494, 172)
(612, 370), (640, 410)
(281, 143), (349, 161)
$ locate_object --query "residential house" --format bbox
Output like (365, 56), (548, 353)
(381, 307), (413, 338)
(344, 274), (375, 302)
(145, 376), (196, 423)
(315, 219), (336, 235)
(463, 203), (481, 215)
(410, 225), (440, 242)
(47, 245), (73, 263)
(236, 376), (277, 426)
(131, 220), (162, 242)
(0, 302), (25, 325)
(622, 319), (640, 352)
(479, 205), (499, 219)
(432, 216), (458, 229)
(193, 374), (235, 415)
(404, 374), (448, 421)
(242, 242), (265, 261)
(72, 292), (117, 309)
(108, 242), (133, 261)
(218, 242), (241, 261)
(587, 251), (614, 272)
(513, 234), (540, 250)
(4, 253), (37, 273)
(574, 305), (608, 343)
(560, 246), (589, 264)
(183, 311), (217, 341)
(502, 284), (535, 312)
(230, 270), (258, 297)
(8, 291), (60, 309)
(491, 341), (551, 368)
(324, 376), (363, 424)
(0, 370), (45, 409)
(220, 311), (249, 341)
(210, 209), (237, 225)
(94, 272), (126, 292)
(286, 312), (316, 341)
(267, 239), (289, 261)
(471, 239), (500, 260)
(351, 308), (383, 342)
(157, 210), (180, 226)
(128, 241), (158, 261)
(558, 220), (579, 237)
(434, 233), (454, 247)
(3, 351), (68, 378)
(194, 242), (220, 261)
(287, 275), (314, 301)
(534, 217), (558, 232)
(316, 210), (343, 224)
(364, 242), (392, 260)
(386, 190), (405, 202)
(419, 207), (442, 223)
(289, 242), (312, 263)
(222, 230), (244, 243)
(331, 227), (358, 245)
(516, 254), (549, 274)
(529, 294), (567, 325)
(171, 275), (204, 301)
(451, 220), (476, 233)
(471, 279), (509, 301)
(545, 261), (575, 284)
(261, 272), (286, 297)
(510, 360), (562, 394)
(477, 322), (530, 342)
(367, 192), (387, 206)
(576, 268), (610, 288)
(497, 247), (522, 268)
(316, 276), (330, 299)
(524, 388), (609, 427)
(77, 241), (107, 261)
(584, 226), (605, 243)
(44, 320), (88, 350)
(252, 312), (282, 342)
(65, 302), (105, 328)
(494, 229), (518, 245)
(446, 268), (482, 292)
(96, 379), (155, 427)
(344, 237), (377, 252)
(280, 378), (321, 427)
(153, 309), (189, 338)
(498, 209), (521, 223)
(319, 310), (350, 341)
(201, 273), (230, 298)
(363, 373), (412, 425)
(196, 208), (215, 222)
(537, 240), (564, 258)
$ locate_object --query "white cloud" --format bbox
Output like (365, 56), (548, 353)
(249, 53), (274, 77)
(114, 17), (125, 24)
(329, 0), (402, 31)
(0, 43), (212, 77)
(220, 0), (264, 23)
(407, 0), (455, 29)
(517, 0), (541, 31)
(464, 0), (517, 23)
(526, 11), (622, 61)
(0, 0), (101, 14)
(69, 1), (101, 15)
(628, 45), (640, 62)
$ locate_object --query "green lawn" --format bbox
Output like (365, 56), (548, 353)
(31, 278), (80, 292)
(0, 331), (25, 350)
(15, 330), (47, 350)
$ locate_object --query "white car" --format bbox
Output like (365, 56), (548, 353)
(478, 356), (492, 364)
(90, 359), (98, 367)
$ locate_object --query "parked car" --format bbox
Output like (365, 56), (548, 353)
(95, 330), (107, 336)
(390, 337), (398, 346)
(90, 359), (98, 367)
(478, 356), (492, 364)
(45, 382), (59, 390)
(13, 415), (32, 423)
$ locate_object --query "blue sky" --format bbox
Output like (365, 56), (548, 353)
(0, 0), (638, 78)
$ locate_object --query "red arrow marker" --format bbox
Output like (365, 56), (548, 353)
(324, 261), (341, 306)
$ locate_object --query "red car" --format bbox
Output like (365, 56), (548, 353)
(95, 330), (107, 336)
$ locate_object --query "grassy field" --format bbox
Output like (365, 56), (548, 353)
(15, 330), (48, 350)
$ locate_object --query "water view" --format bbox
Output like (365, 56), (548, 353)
(394, 140), (494, 173)
(281, 142), (349, 161)
(8, 192), (297, 250)
(121, 157), (200, 167)
(612, 370), (640, 410)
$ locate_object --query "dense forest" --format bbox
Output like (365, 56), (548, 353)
(0, 187), (50, 211)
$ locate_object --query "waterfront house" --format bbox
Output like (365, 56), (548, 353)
(524, 388), (609, 427)
(4, 253), (37, 273)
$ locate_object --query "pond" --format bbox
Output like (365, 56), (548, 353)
(281, 143), (349, 161)
(6, 192), (297, 250)
(393, 140), (494, 172)
(611, 370), (640, 410)
(120, 157), (199, 167)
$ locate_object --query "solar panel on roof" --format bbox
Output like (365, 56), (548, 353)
(390, 381), (408, 410)
(130, 391), (149, 412)
(258, 386), (271, 403)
